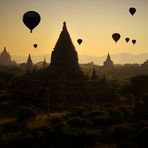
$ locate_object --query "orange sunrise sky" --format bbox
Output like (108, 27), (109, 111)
(0, 0), (148, 58)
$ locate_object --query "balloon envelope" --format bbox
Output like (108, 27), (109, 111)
(129, 7), (136, 16)
(132, 39), (136, 44)
(112, 33), (121, 43)
(23, 11), (41, 33)
(33, 44), (37, 48)
(77, 39), (82, 45)
(125, 38), (130, 43)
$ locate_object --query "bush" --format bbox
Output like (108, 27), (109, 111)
(92, 115), (110, 127)
(68, 106), (87, 117)
(108, 109), (124, 124)
(137, 127), (148, 147)
(1, 120), (19, 133)
(67, 117), (93, 128)
(141, 93), (148, 104)
(88, 110), (107, 118)
(17, 106), (35, 123)
(118, 106), (132, 119)
(49, 116), (66, 129)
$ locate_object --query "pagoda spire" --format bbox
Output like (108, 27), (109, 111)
(42, 56), (48, 68)
(27, 54), (32, 63)
(26, 54), (33, 73)
(107, 52), (111, 61)
(63, 21), (67, 31)
(3, 47), (7, 52)
(52, 21), (76, 54)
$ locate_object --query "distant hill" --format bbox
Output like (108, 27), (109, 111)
(12, 53), (148, 65)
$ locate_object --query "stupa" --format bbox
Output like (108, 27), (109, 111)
(103, 53), (114, 71)
(26, 54), (33, 73)
(0, 47), (13, 65)
(46, 22), (85, 80)
(90, 68), (98, 80)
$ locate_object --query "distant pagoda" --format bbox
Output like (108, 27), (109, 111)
(0, 47), (13, 65)
(103, 53), (114, 71)
(90, 68), (98, 80)
(46, 22), (85, 80)
(26, 54), (33, 73)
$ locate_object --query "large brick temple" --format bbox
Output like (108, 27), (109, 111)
(45, 22), (85, 80)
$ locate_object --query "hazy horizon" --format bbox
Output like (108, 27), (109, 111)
(7, 52), (148, 65)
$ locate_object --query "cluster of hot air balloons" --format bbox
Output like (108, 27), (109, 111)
(23, 11), (41, 48)
(112, 33), (136, 45)
(127, 7), (137, 44)
(112, 7), (137, 45)
(22, 7), (137, 48)
(125, 38), (136, 44)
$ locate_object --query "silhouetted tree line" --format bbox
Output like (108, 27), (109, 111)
(1, 65), (148, 147)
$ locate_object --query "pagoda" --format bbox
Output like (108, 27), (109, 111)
(103, 53), (114, 71)
(90, 68), (98, 80)
(46, 22), (85, 80)
(0, 47), (13, 65)
(26, 54), (33, 73)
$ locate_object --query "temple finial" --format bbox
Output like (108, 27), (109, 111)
(107, 52), (111, 60)
(63, 21), (66, 26)
(63, 21), (67, 31)
(4, 47), (6, 52)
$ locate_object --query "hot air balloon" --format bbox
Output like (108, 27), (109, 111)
(112, 33), (121, 43)
(132, 39), (136, 44)
(33, 44), (37, 48)
(125, 38), (130, 43)
(129, 7), (136, 16)
(23, 11), (41, 33)
(77, 39), (82, 45)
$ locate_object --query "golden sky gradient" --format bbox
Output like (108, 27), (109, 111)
(0, 0), (148, 57)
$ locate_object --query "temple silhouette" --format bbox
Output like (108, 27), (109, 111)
(26, 54), (33, 73)
(44, 22), (85, 80)
(103, 53), (114, 71)
(42, 56), (48, 69)
(0, 47), (13, 65)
